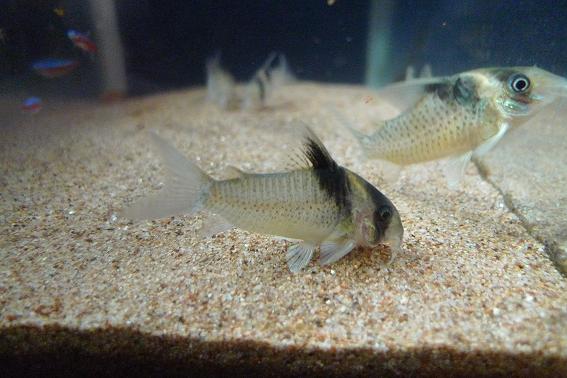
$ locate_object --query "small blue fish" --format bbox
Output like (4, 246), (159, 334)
(32, 58), (79, 78)
(21, 97), (43, 114)
(67, 30), (97, 55)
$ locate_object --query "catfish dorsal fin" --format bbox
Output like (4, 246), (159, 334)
(377, 77), (446, 114)
(223, 165), (246, 179)
(292, 124), (351, 210)
(299, 125), (338, 171)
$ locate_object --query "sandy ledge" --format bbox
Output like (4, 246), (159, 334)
(1, 83), (566, 375)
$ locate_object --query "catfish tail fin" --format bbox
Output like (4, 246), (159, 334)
(121, 132), (213, 220)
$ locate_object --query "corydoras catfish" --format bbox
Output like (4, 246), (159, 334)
(206, 52), (293, 110)
(344, 66), (567, 187)
(121, 127), (403, 273)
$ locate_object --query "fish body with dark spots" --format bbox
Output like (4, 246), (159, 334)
(343, 66), (567, 187)
(121, 127), (403, 273)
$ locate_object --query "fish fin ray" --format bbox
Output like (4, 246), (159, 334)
(284, 149), (310, 171)
(273, 236), (301, 242)
(473, 122), (510, 158)
(327, 107), (379, 157)
(319, 239), (356, 266)
(120, 132), (212, 220)
(376, 159), (402, 183)
(196, 212), (233, 238)
(285, 123), (338, 170)
(443, 151), (473, 189)
(286, 241), (316, 273)
(419, 64), (433, 78)
(223, 165), (247, 179)
(377, 77), (445, 114)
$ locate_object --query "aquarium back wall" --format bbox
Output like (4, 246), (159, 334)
(117, 0), (370, 93)
(2, 0), (567, 96)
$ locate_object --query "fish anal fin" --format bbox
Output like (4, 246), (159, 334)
(443, 151), (473, 189)
(196, 212), (233, 238)
(319, 239), (356, 266)
(286, 241), (316, 273)
(375, 159), (402, 184)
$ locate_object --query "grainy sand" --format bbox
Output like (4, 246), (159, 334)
(479, 98), (567, 275)
(1, 83), (566, 375)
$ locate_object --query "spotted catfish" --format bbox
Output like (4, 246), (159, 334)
(121, 127), (403, 273)
(206, 52), (293, 110)
(344, 67), (567, 186)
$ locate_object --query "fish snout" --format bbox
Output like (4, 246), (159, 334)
(534, 71), (567, 100)
(382, 212), (404, 262)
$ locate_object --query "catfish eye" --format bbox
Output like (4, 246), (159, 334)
(378, 205), (392, 221)
(509, 74), (530, 93)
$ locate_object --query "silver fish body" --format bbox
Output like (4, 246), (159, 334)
(207, 170), (340, 242)
(122, 128), (403, 273)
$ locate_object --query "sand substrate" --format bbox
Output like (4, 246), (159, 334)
(1, 83), (566, 376)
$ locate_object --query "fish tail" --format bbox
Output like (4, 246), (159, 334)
(347, 125), (374, 155)
(121, 132), (213, 220)
(328, 107), (375, 156)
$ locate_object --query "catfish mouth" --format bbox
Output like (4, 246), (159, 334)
(381, 213), (404, 264)
(383, 234), (402, 254)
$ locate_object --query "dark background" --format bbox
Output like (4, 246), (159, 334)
(1, 0), (567, 96)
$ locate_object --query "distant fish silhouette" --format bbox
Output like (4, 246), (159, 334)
(53, 7), (65, 17)
(21, 97), (43, 114)
(67, 30), (97, 56)
(32, 58), (79, 78)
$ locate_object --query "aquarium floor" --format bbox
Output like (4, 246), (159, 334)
(1, 84), (566, 376)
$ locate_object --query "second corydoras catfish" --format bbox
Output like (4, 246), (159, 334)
(122, 127), (403, 273)
(206, 52), (293, 110)
(345, 67), (567, 186)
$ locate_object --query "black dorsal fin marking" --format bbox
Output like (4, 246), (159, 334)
(301, 127), (337, 171)
(298, 126), (351, 211)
